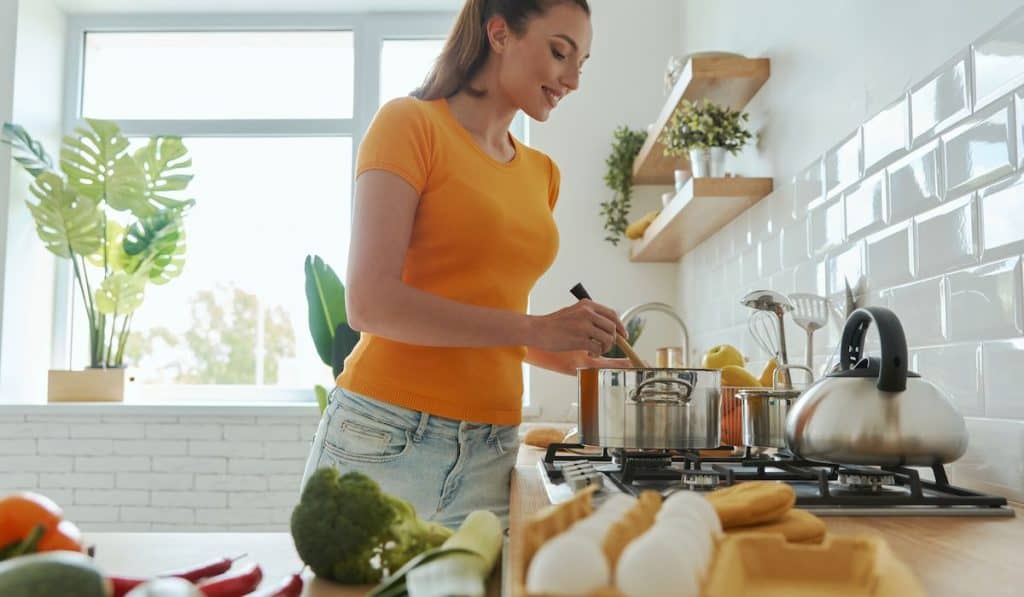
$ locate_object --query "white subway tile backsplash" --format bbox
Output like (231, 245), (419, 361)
(152, 456), (228, 474)
(758, 236), (782, 278)
(947, 257), (1023, 342)
(883, 277), (946, 347)
(117, 472), (193, 490)
(825, 242), (865, 297)
(913, 343), (983, 416)
(914, 195), (978, 278)
(228, 491), (298, 509)
(223, 424), (300, 442)
(37, 439), (113, 456)
(145, 424), (222, 440)
(793, 259), (825, 295)
(911, 50), (972, 144)
(862, 96), (909, 171)
(982, 340), (1024, 418)
(0, 456), (72, 472)
(74, 456), (150, 472)
(780, 219), (809, 270)
(808, 197), (845, 256)
(112, 440), (187, 456)
(824, 130), (863, 199)
(844, 171), (888, 239)
(196, 507), (275, 525)
(269, 474), (302, 491)
(121, 507), (195, 524)
(866, 222), (915, 288)
(0, 439), (36, 454)
(195, 474), (268, 492)
(973, 6), (1024, 108)
(39, 473), (114, 489)
(952, 417), (1024, 501)
(793, 158), (824, 219)
(74, 489), (149, 506)
(228, 458), (306, 475)
(0, 423), (69, 438)
(741, 248), (758, 286)
(980, 172), (1024, 262)
(942, 99), (1016, 198)
(188, 440), (264, 458)
(887, 139), (943, 222)
(70, 424), (144, 439)
(151, 491), (227, 509)
(62, 505), (120, 522)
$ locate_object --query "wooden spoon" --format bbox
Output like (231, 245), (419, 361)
(569, 283), (649, 368)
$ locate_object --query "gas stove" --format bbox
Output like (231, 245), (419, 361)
(538, 443), (1015, 517)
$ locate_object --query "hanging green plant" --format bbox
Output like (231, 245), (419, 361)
(601, 126), (647, 246)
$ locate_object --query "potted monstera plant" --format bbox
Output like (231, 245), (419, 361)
(304, 255), (360, 413)
(1, 119), (195, 401)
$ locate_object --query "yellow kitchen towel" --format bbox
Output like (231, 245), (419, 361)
(725, 508), (826, 543)
(705, 481), (796, 528)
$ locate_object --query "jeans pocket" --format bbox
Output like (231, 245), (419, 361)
(324, 412), (413, 464)
(491, 426), (521, 457)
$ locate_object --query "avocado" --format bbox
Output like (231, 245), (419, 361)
(0, 551), (108, 597)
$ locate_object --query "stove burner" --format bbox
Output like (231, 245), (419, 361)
(679, 470), (720, 490)
(613, 449), (672, 469)
(838, 471), (896, 492)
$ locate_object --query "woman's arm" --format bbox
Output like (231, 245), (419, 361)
(524, 347), (633, 376)
(346, 170), (626, 354)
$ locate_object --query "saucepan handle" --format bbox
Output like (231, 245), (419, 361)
(631, 377), (694, 403)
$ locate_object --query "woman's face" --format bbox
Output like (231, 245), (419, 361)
(493, 3), (593, 121)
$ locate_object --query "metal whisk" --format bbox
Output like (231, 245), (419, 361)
(747, 310), (781, 360)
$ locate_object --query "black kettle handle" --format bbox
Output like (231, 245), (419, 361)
(839, 306), (909, 392)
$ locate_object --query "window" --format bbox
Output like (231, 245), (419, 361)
(61, 14), (453, 401)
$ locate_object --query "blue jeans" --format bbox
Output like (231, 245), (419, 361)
(300, 387), (520, 529)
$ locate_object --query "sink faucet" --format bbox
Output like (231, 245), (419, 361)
(619, 302), (691, 367)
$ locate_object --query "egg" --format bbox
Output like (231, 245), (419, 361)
(616, 529), (700, 597)
(593, 494), (637, 519)
(658, 491), (723, 538)
(648, 517), (713, 574)
(566, 517), (610, 543)
(526, 532), (610, 595)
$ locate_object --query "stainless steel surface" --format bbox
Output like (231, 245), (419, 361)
(789, 293), (831, 370)
(736, 366), (809, 448)
(741, 290), (794, 387)
(579, 367), (721, 449)
(620, 302), (691, 367)
(786, 307), (969, 466)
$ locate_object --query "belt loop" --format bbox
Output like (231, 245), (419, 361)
(413, 411), (429, 442)
(487, 423), (499, 442)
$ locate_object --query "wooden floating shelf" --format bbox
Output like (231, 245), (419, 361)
(630, 177), (774, 262)
(632, 55), (770, 185)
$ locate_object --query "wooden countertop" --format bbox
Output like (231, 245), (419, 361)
(508, 445), (1024, 597)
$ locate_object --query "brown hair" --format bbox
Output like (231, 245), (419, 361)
(412, 0), (590, 100)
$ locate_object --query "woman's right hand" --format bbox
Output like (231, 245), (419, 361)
(529, 299), (627, 357)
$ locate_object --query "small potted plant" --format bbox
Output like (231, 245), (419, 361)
(2, 120), (195, 401)
(660, 98), (752, 177)
(303, 255), (360, 413)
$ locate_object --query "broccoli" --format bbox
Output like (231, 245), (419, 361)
(290, 468), (454, 584)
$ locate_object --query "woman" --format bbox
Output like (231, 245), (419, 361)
(301, 0), (627, 528)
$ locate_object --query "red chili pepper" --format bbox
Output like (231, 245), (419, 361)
(108, 576), (149, 597)
(161, 554), (243, 582)
(197, 563), (263, 597)
(262, 571), (303, 597)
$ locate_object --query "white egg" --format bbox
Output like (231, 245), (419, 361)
(616, 530), (700, 597)
(658, 491), (723, 538)
(565, 518), (610, 543)
(647, 518), (712, 575)
(592, 494), (637, 520)
(526, 532), (610, 595)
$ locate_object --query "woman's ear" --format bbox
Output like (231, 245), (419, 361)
(486, 14), (511, 54)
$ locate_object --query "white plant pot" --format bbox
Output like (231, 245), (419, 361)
(688, 147), (728, 178)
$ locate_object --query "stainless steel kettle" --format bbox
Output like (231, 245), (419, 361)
(785, 306), (968, 465)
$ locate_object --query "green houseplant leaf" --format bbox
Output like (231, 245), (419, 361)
(123, 208), (188, 284)
(109, 137), (195, 218)
(86, 219), (130, 272)
(27, 172), (104, 258)
(1, 122), (55, 177)
(304, 255), (348, 367)
(332, 322), (360, 378)
(60, 118), (130, 202)
(314, 384), (330, 414)
(94, 271), (146, 316)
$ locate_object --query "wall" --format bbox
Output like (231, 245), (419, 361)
(676, 0), (1024, 502)
(529, 0), (683, 421)
(0, 0), (65, 403)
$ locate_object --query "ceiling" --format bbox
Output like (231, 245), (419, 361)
(55, 0), (462, 14)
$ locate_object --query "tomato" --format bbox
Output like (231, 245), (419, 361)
(36, 519), (83, 553)
(0, 492), (65, 550)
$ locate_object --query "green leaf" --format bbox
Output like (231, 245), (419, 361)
(331, 322), (360, 378)
(123, 208), (188, 284)
(1, 122), (55, 177)
(314, 384), (329, 414)
(94, 271), (146, 315)
(27, 172), (104, 258)
(304, 255), (347, 368)
(86, 219), (130, 272)
(109, 137), (194, 218)
(60, 118), (130, 202)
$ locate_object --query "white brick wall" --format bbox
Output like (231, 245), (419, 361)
(0, 405), (319, 531)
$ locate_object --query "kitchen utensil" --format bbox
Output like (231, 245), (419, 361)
(789, 293), (831, 369)
(569, 283), (648, 367)
(785, 306), (968, 465)
(741, 290), (794, 387)
(578, 366), (721, 449)
(735, 364), (812, 448)
(747, 310), (780, 359)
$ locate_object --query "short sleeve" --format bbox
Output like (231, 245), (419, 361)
(547, 157), (561, 211)
(356, 98), (432, 194)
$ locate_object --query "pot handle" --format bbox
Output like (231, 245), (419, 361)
(839, 306), (909, 392)
(632, 377), (694, 403)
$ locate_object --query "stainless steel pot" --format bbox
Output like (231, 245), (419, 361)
(785, 307), (969, 465)
(578, 367), (721, 449)
(736, 365), (811, 448)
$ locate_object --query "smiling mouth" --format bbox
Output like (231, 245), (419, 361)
(542, 86), (563, 108)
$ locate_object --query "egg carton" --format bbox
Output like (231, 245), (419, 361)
(513, 484), (661, 597)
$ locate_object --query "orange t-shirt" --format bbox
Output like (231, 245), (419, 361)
(336, 97), (561, 425)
